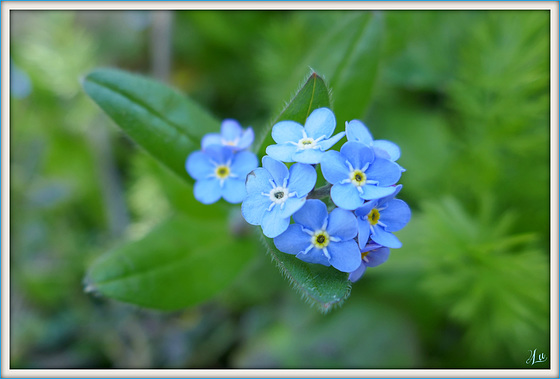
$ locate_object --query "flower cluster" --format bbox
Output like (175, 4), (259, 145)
(186, 108), (411, 282)
(186, 119), (258, 204)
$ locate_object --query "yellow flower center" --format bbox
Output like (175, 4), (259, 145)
(361, 251), (369, 260)
(367, 208), (381, 226)
(215, 165), (230, 179)
(350, 169), (367, 187)
(311, 230), (330, 249)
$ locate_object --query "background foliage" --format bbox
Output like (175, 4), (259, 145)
(10, 9), (550, 369)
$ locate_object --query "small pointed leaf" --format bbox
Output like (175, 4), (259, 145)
(260, 234), (351, 313)
(256, 71), (331, 157)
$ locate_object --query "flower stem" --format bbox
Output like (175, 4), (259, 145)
(307, 184), (332, 199)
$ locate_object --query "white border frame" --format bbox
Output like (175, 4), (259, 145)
(2, 2), (558, 378)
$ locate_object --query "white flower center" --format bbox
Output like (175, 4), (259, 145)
(297, 137), (317, 150)
(268, 186), (289, 205)
(290, 131), (327, 151)
(222, 137), (239, 147)
(261, 179), (297, 211)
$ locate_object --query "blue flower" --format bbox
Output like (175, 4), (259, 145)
(348, 243), (391, 282)
(355, 185), (411, 249)
(346, 119), (405, 171)
(274, 199), (361, 273)
(321, 141), (402, 210)
(242, 156), (316, 238)
(266, 107), (345, 164)
(186, 145), (257, 204)
(202, 119), (254, 151)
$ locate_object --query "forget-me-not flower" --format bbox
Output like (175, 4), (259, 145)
(346, 120), (405, 171)
(266, 107), (345, 164)
(274, 199), (361, 273)
(242, 156), (316, 238)
(348, 243), (391, 282)
(321, 141), (402, 211)
(202, 119), (254, 151)
(355, 185), (411, 249)
(186, 145), (258, 204)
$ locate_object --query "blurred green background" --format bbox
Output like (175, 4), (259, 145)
(10, 10), (550, 369)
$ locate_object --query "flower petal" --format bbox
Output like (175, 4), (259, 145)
(328, 240), (362, 272)
(292, 149), (323, 164)
(262, 156), (289, 186)
(201, 133), (222, 150)
(365, 157), (401, 186)
(330, 183), (363, 210)
(296, 247), (330, 267)
(277, 196), (307, 219)
(261, 206), (290, 238)
(231, 151), (258, 178)
(355, 200), (377, 218)
(265, 144), (297, 163)
(378, 184), (403, 206)
(304, 107), (336, 139)
(348, 263), (366, 282)
(205, 144), (233, 165)
(194, 178), (222, 204)
(288, 163), (317, 197)
(222, 178), (246, 204)
(271, 120), (304, 144)
(274, 224), (312, 255)
(241, 193), (270, 225)
(370, 225), (402, 248)
(357, 218), (371, 249)
(186, 151), (214, 180)
(372, 139), (400, 161)
(245, 167), (273, 194)
(317, 131), (345, 151)
(361, 185), (397, 201)
(381, 199), (411, 232)
(293, 199), (328, 231)
(326, 208), (357, 241)
(237, 127), (255, 150)
(340, 141), (373, 171)
(364, 247), (391, 268)
(320, 150), (349, 184)
(221, 119), (242, 141)
(345, 120), (374, 145)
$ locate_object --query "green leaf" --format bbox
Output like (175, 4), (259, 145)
(256, 71), (331, 157)
(82, 68), (219, 183)
(308, 11), (384, 128)
(253, 70), (348, 311)
(260, 234), (351, 313)
(86, 213), (257, 311)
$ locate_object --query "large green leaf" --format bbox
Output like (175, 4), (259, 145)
(82, 68), (219, 183)
(256, 71), (330, 157)
(86, 213), (257, 310)
(325, 11), (384, 127)
(260, 235), (351, 313)
(271, 12), (383, 131)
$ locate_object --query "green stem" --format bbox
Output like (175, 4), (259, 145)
(307, 184), (332, 199)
